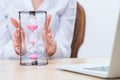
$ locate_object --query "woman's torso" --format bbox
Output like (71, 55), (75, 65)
(5, 0), (70, 38)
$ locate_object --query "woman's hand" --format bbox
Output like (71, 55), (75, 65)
(10, 18), (26, 56)
(42, 15), (57, 57)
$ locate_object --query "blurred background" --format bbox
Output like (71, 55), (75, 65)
(76, 0), (120, 58)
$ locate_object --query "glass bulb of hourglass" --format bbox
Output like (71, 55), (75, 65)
(26, 14), (39, 60)
(27, 15), (38, 32)
(28, 47), (39, 60)
(26, 14), (39, 46)
(27, 24), (38, 32)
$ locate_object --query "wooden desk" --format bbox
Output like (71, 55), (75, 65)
(0, 58), (118, 80)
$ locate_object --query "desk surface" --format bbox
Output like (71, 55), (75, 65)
(0, 58), (118, 80)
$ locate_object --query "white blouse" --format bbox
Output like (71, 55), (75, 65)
(0, 0), (77, 59)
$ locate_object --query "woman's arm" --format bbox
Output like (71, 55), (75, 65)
(0, 20), (18, 59)
(51, 0), (77, 58)
(0, 1), (18, 59)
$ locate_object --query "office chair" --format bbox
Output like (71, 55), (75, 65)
(71, 2), (86, 58)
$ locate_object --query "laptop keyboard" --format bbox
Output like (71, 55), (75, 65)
(84, 66), (109, 72)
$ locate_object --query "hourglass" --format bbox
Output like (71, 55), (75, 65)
(19, 11), (48, 66)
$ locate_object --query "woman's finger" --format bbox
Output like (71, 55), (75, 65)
(48, 26), (52, 33)
(47, 15), (51, 27)
(47, 33), (53, 38)
(42, 15), (51, 31)
(10, 17), (19, 28)
(45, 15), (51, 28)
(21, 29), (25, 41)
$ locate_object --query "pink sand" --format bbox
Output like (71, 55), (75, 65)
(30, 39), (36, 46)
(29, 54), (38, 60)
(27, 24), (38, 32)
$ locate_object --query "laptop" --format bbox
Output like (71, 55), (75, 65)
(57, 12), (120, 78)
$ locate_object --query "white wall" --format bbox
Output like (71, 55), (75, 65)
(76, 0), (120, 58)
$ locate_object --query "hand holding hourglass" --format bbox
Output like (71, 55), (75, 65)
(11, 18), (26, 56)
(11, 15), (57, 57)
(42, 15), (57, 57)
